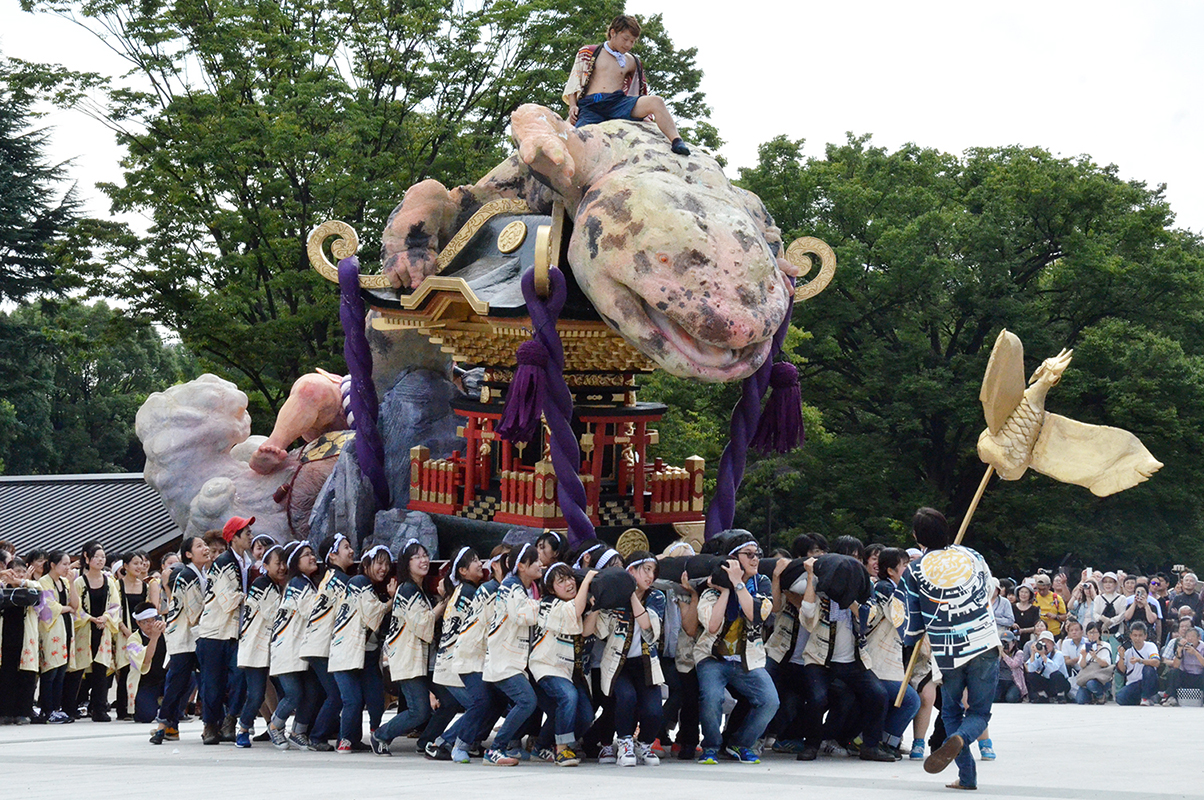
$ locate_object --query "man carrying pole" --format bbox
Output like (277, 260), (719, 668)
(901, 507), (1001, 791)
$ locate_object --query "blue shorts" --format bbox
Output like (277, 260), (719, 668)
(575, 91), (641, 127)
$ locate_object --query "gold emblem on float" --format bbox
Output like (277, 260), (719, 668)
(920, 549), (975, 589)
(497, 221), (528, 253)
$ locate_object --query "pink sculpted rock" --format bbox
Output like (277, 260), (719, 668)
(382, 104), (799, 383)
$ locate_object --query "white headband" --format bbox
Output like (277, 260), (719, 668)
(542, 531), (563, 547)
(402, 538), (422, 554)
(595, 549), (620, 569)
(510, 542), (533, 575)
(329, 533), (349, 560)
(728, 541), (758, 557)
(112, 560), (125, 574)
(574, 544), (606, 570)
(450, 547), (471, 586)
(261, 544), (284, 567)
(133, 607), (159, 622)
(288, 544), (311, 568)
(362, 544), (392, 563)
(626, 557), (655, 570)
(665, 541), (695, 557)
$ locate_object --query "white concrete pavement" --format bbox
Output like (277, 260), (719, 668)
(2, 703), (1201, 799)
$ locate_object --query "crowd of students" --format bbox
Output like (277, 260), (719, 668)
(2, 522), (1200, 771)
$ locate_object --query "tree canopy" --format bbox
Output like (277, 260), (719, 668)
(15, 0), (714, 425)
(702, 135), (1204, 575)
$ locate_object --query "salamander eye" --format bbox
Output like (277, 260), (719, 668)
(657, 253), (671, 265)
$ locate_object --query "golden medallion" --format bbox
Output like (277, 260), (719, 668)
(497, 221), (528, 254)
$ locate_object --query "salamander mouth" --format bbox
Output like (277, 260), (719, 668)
(639, 297), (770, 379)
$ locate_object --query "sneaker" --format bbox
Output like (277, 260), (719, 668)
(48, 711), (71, 725)
(1140, 698), (1154, 707)
(796, 744), (819, 762)
(650, 738), (666, 757)
(220, 715), (237, 742)
(696, 748), (720, 765)
(616, 737), (637, 767)
(909, 740), (926, 760)
(268, 725), (290, 751)
(978, 739), (996, 761)
(508, 747), (532, 762)
(724, 745), (740, 761)
(164, 726), (179, 741)
(555, 747), (581, 767)
(734, 746), (761, 764)
(451, 744), (471, 763)
(149, 728), (165, 745)
(350, 740), (371, 752)
(598, 744), (617, 764)
(235, 729), (252, 749)
(202, 723), (222, 745)
(677, 745), (699, 761)
(535, 747), (556, 762)
(337, 739), (353, 754)
(820, 739), (849, 758)
(425, 741), (452, 761)
(483, 748), (519, 766)
(370, 734), (391, 756)
(773, 738), (805, 754)
(859, 743), (897, 762)
(310, 739), (335, 752)
(636, 740), (660, 765)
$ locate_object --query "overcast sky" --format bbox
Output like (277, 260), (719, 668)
(3, 1), (1202, 233)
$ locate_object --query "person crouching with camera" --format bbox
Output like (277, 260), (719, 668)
(1025, 631), (1070, 703)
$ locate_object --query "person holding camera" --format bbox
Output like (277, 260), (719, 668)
(1122, 585), (1162, 646)
(1073, 622), (1114, 704)
(1168, 571), (1202, 626)
(1025, 631), (1070, 703)
(1116, 621), (1160, 706)
(1161, 619), (1204, 705)
(1032, 574), (1068, 638)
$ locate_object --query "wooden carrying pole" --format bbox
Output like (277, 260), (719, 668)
(894, 465), (995, 707)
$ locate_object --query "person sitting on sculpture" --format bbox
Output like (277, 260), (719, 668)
(250, 369), (348, 475)
(563, 14), (691, 156)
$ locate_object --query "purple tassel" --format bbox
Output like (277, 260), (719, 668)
(497, 339), (551, 444)
(750, 361), (805, 454)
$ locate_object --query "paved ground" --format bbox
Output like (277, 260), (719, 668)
(2, 703), (1200, 798)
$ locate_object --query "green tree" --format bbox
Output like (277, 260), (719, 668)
(17, 0), (713, 427)
(733, 135), (1204, 573)
(0, 300), (196, 475)
(0, 58), (80, 303)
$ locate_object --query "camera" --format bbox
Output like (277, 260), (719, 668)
(0, 587), (40, 609)
(1173, 564), (1186, 573)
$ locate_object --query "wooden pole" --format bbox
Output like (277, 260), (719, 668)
(894, 464), (995, 707)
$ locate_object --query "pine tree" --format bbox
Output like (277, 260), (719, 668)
(0, 59), (78, 303)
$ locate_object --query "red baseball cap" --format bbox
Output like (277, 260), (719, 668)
(222, 516), (256, 542)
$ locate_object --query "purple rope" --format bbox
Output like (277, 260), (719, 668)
(520, 267), (595, 547)
(704, 283), (796, 538)
(338, 256), (390, 508)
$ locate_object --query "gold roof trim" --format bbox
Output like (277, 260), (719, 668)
(434, 198), (535, 272)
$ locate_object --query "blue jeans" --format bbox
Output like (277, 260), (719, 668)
(156, 651), (199, 726)
(238, 666), (268, 730)
(195, 637), (245, 725)
(938, 649), (1000, 789)
(536, 675), (593, 746)
(419, 683), (461, 748)
(333, 669), (368, 743)
(612, 660), (664, 744)
(1116, 666), (1158, 705)
(375, 676), (431, 743)
(445, 672), (494, 748)
(880, 679), (921, 744)
(274, 670), (321, 729)
(307, 656), (341, 742)
(134, 679), (164, 723)
(1076, 679), (1106, 704)
(697, 658), (779, 750)
(486, 673), (538, 750)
